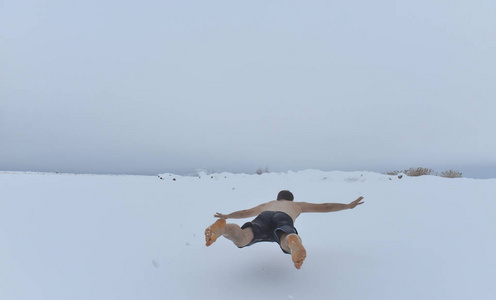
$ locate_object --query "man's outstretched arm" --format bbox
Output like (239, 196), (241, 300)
(298, 196), (364, 213)
(214, 203), (267, 219)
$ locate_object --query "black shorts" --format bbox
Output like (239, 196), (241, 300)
(240, 211), (298, 254)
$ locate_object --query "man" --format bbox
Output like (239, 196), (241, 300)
(205, 190), (364, 269)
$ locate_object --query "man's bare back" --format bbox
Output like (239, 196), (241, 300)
(256, 200), (302, 221)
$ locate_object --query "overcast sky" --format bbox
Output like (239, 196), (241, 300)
(1, 1), (495, 178)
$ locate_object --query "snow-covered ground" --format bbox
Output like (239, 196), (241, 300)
(1, 170), (495, 300)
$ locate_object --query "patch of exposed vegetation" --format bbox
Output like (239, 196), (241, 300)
(256, 167), (270, 175)
(386, 167), (462, 178)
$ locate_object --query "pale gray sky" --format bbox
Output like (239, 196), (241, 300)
(1, 1), (495, 178)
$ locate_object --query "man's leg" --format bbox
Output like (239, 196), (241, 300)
(205, 219), (254, 247)
(279, 233), (307, 269)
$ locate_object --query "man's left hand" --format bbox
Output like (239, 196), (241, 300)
(214, 212), (228, 219)
(348, 196), (364, 209)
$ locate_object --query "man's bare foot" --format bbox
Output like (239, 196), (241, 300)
(287, 234), (306, 269)
(205, 219), (226, 246)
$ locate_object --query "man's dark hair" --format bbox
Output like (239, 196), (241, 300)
(277, 190), (294, 201)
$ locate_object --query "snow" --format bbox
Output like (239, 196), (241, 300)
(1, 170), (495, 300)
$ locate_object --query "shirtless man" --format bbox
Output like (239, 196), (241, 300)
(205, 190), (364, 269)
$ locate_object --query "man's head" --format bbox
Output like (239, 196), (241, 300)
(277, 190), (294, 201)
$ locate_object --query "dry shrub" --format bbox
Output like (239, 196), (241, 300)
(385, 167), (463, 178)
(385, 167), (434, 177)
(256, 167), (269, 175)
(385, 170), (401, 176)
(440, 170), (463, 178)
(404, 167), (435, 176)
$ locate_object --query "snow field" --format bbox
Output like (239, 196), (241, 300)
(1, 170), (495, 299)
